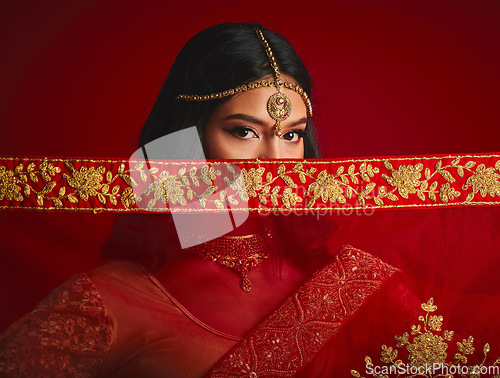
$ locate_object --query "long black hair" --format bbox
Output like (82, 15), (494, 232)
(138, 22), (320, 158)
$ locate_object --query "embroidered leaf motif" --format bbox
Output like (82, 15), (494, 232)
(97, 193), (106, 205)
(266, 172), (273, 183)
(439, 170), (455, 183)
(292, 162), (303, 172)
(198, 198), (206, 208)
(465, 160), (476, 169)
(417, 190), (425, 202)
(485, 343), (491, 354)
(386, 193), (399, 201)
(425, 168), (431, 180)
(40, 182), (56, 195)
(299, 172), (306, 183)
(64, 161), (75, 172)
(346, 186), (353, 199)
(258, 194), (267, 205)
(282, 175), (297, 189)
(227, 196), (238, 206)
(41, 172), (51, 182)
(364, 182), (376, 193)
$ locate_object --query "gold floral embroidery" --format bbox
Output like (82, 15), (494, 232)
(382, 163), (422, 199)
(0, 166), (22, 201)
(381, 157), (500, 205)
(351, 298), (500, 378)
(65, 166), (105, 201)
(242, 167), (265, 198)
(463, 162), (500, 202)
(0, 158), (135, 210)
(1, 155), (500, 212)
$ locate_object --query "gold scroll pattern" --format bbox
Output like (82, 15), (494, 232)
(209, 247), (399, 377)
(351, 298), (500, 378)
(0, 155), (499, 211)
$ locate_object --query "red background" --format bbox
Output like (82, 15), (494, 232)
(1, 1), (499, 332)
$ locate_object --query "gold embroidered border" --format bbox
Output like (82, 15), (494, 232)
(208, 246), (399, 377)
(0, 154), (499, 213)
(351, 298), (500, 378)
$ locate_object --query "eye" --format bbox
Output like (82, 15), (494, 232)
(224, 126), (259, 140)
(281, 129), (305, 142)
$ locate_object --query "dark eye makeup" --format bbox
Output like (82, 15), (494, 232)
(224, 126), (305, 142)
(223, 126), (258, 139)
(281, 129), (305, 141)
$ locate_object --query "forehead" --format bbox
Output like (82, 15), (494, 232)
(213, 85), (308, 122)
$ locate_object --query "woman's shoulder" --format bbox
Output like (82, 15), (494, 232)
(87, 260), (164, 302)
(0, 271), (113, 377)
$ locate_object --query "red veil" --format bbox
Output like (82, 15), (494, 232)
(1, 155), (500, 376)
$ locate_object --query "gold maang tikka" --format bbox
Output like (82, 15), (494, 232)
(176, 29), (312, 137)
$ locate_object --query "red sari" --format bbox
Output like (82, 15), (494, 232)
(1, 154), (500, 376)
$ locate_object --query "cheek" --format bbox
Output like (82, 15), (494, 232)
(283, 140), (305, 159)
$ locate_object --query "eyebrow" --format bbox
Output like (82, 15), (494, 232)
(222, 113), (308, 128)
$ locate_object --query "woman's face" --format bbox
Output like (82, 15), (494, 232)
(203, 78), (307, 159)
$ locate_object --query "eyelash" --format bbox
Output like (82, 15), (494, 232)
(224, 127), (305, 141)
(224, 126), (258, 139)
(283, 129), (306, 141)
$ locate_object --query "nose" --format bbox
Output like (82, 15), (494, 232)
(258, 137), (282, 159)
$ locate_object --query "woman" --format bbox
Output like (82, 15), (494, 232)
(2, 22), (500, 378)
(0, 22), (339, 376)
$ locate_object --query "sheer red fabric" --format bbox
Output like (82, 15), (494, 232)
(1, 155), (500, 376)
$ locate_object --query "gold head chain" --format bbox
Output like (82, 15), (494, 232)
(176, 29), (313, 137)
